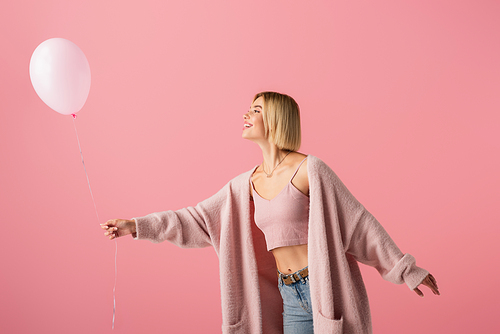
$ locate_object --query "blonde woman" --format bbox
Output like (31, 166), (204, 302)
(102, 92), (439, 334)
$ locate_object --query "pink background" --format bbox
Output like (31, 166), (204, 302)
(1, 1), (499, 333)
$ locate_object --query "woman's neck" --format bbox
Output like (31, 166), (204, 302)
(259, 142), (290, 174)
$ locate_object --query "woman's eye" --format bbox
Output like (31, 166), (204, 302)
(254, 110), (260, 113)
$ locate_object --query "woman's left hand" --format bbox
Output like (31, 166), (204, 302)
(414, 273), (440, 297)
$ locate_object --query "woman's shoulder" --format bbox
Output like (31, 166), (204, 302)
(289, 151), (309, 166)
(283, 152), (334, 176)
(295, 153), (326, 169)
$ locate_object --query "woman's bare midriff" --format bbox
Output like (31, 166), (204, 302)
(272, 244), (308, 274)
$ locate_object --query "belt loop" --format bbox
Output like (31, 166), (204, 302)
(301, 267), (308, 284)
(299, 273), (306, 284)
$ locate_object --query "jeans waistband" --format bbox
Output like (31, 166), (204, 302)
(278, 266), (309, 285)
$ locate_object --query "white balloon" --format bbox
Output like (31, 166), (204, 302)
(30, 38), (91, 115)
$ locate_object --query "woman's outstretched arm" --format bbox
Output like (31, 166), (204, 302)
(99, 179), (233, 248)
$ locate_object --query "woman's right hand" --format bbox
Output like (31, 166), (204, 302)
(101, 219), (137, 240)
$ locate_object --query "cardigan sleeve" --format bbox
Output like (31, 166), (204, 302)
(132, 183), (227, 248)
(346, 209), (429, 290)
(325, 163), (429, 290)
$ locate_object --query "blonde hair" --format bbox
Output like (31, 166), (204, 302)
(253, 91), (301, 151)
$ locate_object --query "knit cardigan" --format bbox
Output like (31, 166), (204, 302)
(134, 155), (429, 333)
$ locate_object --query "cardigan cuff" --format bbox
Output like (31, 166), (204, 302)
(385, 253), (429, 290)
(132, 215), (164, 243)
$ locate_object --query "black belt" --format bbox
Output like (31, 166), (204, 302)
(278, 267), (309, 285)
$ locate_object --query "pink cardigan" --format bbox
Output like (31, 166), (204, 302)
(134, 155), (429, 333)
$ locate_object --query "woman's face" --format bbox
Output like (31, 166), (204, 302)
(242, 96), (266, 142)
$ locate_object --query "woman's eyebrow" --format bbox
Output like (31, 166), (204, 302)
(252, 105), (262, 109)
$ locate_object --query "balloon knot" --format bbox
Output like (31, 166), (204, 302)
(72, 114), (77, 119)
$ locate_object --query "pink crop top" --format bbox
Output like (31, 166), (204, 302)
(251, 158), (309, 251)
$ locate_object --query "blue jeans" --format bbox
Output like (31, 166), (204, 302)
(278, 267), (314, 334)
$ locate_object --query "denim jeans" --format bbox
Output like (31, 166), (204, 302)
(278, 267), (314, 334)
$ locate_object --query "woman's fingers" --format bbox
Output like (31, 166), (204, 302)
(107, 228), (117, 239)
(101, 222), (118, 239)
(429, 274), (439, 289)
(422, 274), (440, 295)
(104, 229), (117, 236)
(414, 274), (441, 297)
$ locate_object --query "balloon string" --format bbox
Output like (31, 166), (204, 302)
(112, 238), (117, 329)
(72, 116), (118, 330)
(72, 115), (99, 222)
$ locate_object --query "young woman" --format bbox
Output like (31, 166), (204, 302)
(101, 92), (439, 334)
